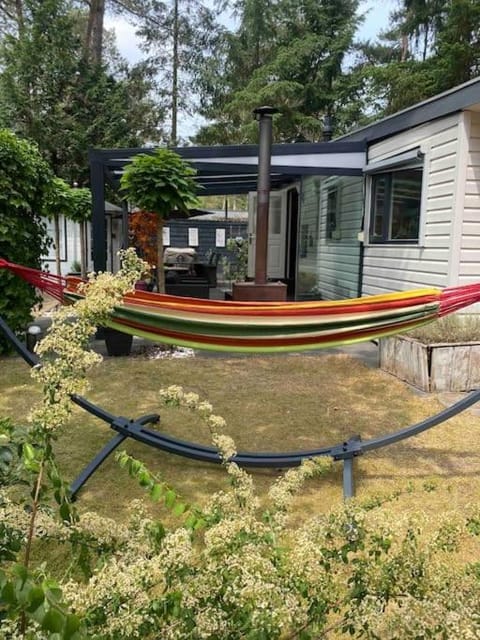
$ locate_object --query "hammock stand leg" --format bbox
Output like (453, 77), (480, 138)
(343, 457), (355, 499)
(70, 413), (160, 498)
(331, 435), (362, 500)
(70, 433), (128, 497)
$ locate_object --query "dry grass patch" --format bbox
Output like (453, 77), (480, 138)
(2, 349), (480, 532)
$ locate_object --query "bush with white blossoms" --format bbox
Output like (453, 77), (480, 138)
(2, 249), (480, 638)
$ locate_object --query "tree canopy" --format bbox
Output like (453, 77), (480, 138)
(195, 0), (365, 143)
(0, 0), (164, 183)
(352, 0), (480, 117)
(0, 129), (52, 352)
(193, 0), (480, 143)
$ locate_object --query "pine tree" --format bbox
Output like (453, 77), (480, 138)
(195, 0), (362, 144)
(0, 0), (164, 182)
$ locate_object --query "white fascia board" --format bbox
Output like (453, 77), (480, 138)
(191, 152), (365, 170)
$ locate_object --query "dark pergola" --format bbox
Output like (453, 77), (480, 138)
(89, 141), (366, 271)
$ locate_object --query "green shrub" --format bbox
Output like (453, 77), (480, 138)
(406, 314), (480, 343)
(221, 236), (248, 283)
(0, 130), (52, 353)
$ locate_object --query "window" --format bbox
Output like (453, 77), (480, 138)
(45, 216), (67, 262)
(326, 186), (340, 240)
(369, 167), (423, 243)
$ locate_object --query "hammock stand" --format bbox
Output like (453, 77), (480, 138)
(2, 258), (480, 497)
(2, 314), (480, 499)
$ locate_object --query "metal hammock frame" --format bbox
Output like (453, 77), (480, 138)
(1, 315), (479, 499)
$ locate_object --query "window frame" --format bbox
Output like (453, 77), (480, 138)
(326, 185), (341, 241)
(366, 149), (425, 246)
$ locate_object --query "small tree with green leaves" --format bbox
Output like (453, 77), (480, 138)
(120, 149), (199, 293)
(0, 129), (52, 354)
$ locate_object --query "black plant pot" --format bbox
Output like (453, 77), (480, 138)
(104, 327), (133, 357)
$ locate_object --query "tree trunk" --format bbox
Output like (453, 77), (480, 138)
(422, 24), (428, 62)
(85, 0), (105, 63)
(15, 0), (24, 34)
(54, 213), (61, 276)
(156, 218), (165, 293)
(401, 33), (409, 61)
(171, 0), (179, 145)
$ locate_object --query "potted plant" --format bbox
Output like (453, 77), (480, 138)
(221, 237), (248, 290)
(379, 315), (480, 392)
(103, 326), (134, 357)
(120, 149), (200, 293)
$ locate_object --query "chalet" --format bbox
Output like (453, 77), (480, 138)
(88, 76), (480, 304)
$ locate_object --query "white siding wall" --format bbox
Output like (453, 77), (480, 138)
(362, 114), (461, 295)
(459, 111), (480, 288)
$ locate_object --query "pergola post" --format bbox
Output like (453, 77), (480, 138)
(89, 152), (107, 272)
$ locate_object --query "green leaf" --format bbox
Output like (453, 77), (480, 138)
(11, 563), (28, 582)
(22, 442), (35, 462)
(165, 490), (177, 509)
(150, 483), (164, 501)
(64, 613), (82, 639)
(41, 607), (65, 633)
(30, 601), (47, 624)
(173, 502), (186, 517)
(1, 580), (16, 605)
(138, 470), (152, 487)
(193, 518), (206, 531)
(59, 502), (71, 522)
(27, 585), (45, 612)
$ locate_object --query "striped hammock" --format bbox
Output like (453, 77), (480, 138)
(2, 258), (480, 353)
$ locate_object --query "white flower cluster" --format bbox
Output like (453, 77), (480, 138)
(29, 248), (148, 436)
(0, 492), (65, 541)
(18, 466), (480, 640)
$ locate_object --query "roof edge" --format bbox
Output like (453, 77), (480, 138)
(338, 76), (480, 144)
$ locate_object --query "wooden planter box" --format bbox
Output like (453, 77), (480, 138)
(379, 335), (480, 392)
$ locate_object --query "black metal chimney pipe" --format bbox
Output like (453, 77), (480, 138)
(322, 114), (333, 142)
(253, 106), (278, 285)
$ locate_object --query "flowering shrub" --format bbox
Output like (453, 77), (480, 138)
(2, 249), (480, 638)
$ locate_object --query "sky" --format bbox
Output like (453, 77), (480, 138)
(104, 0), (397, 135)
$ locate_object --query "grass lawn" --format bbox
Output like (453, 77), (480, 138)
(2, 347), (480, 530)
